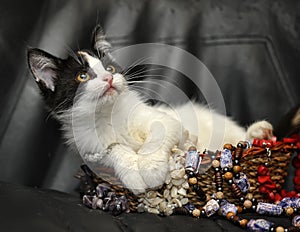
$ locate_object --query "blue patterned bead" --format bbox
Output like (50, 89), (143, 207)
(278, 197), (292, 209)
(233, 172), (250, 193)
(256, 202), (283, 215)
(278, 197), (300, 209)
(292, 215), (300, 227)
(185, 150), (201, 173)
(220, 149), (233, 169)
(247, 219), (274, 232)
(203, 199), (219, 217)
(219, 200), (237, 216)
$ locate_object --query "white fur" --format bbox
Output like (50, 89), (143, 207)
(57, 54), (272, 194)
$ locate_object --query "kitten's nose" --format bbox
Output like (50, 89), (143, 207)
(103, 74), (113, 86)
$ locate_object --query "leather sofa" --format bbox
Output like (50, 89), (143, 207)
(0, 0), (299, 231)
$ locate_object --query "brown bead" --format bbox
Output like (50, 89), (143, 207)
(224, 172), (233, 180)
(236, 206), (243, 213)
(239, 219), (248, 228)
(226, 211), (235, 220)
(246, 193), (253, 200)
(231, 184), (243, 198)
(215, 172), (223, 187)
(243, 199), (252, 209)
(223, 143), (233, 150)
(212, 160), (220, 168)
(234, 147), (243, 160)
(216, 191), (224, 199)
(192, 208), (201, 218)
(188, 177), (197, 185)
(285, 207), (294, 216)
(275, 226), (285, 232)
(233, 165), (242, 173)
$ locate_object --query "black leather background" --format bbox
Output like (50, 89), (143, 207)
(0, 0), (299, 231)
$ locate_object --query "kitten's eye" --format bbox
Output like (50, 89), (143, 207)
(106, 65), (116, 74)
(76, 73), (90, 82)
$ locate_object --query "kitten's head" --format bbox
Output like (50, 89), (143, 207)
(27, 25), (126, 114)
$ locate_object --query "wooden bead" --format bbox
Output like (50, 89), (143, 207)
(216, 191), (224, 199)
(226, 211), (235, 220)
(243, 199), (252, 209)
(188, 177), (197, 185)
(285, 206), (294, 216)
(231, 184), (244, 198)
(212, 160), (220, 168)
(234, 147), (243, 160)
(223, 143), (233, 150)
(224, 172), (233, 180)
(275, 226), (285, 232)
(237, 206), (243, 213)
(215, 172), (223, 187)
(233, 165), (242, 173)
(246, 193), (253, 200)
(239, 219), (248, 228)
(192, 208), (201, 218)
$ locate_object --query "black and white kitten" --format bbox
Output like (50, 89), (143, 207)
(28, 26), (273, 194)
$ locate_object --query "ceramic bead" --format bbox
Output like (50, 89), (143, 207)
(292, 215), (300, 227)
(219, 200), (237, 217)
(220, 149), (233, 169)
(185, 146), (201, 174)
(233, 172), (250, 193)
(247, 219), (274, 232)
(256, 202), (283, 216)
(203, 199), (219, 217)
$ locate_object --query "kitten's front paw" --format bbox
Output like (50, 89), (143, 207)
(246, 120), (273, 140)
(138, 156), (168, 189)
(121, 170), (148, 195)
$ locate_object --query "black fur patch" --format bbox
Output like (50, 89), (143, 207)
(30, 50), (120, 113)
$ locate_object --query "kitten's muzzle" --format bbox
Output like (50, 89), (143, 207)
(103, 74), (113, 88)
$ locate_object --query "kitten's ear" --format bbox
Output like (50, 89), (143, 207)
(27, 48), (60, 92)
(92, 24), (111, 54)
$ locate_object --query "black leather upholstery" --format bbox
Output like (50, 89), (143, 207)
(0, 0), (299, 231)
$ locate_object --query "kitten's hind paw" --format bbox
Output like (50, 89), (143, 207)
(246, 120), (273, 140)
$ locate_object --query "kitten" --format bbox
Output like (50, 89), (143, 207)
(28, 25), (273, 194)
